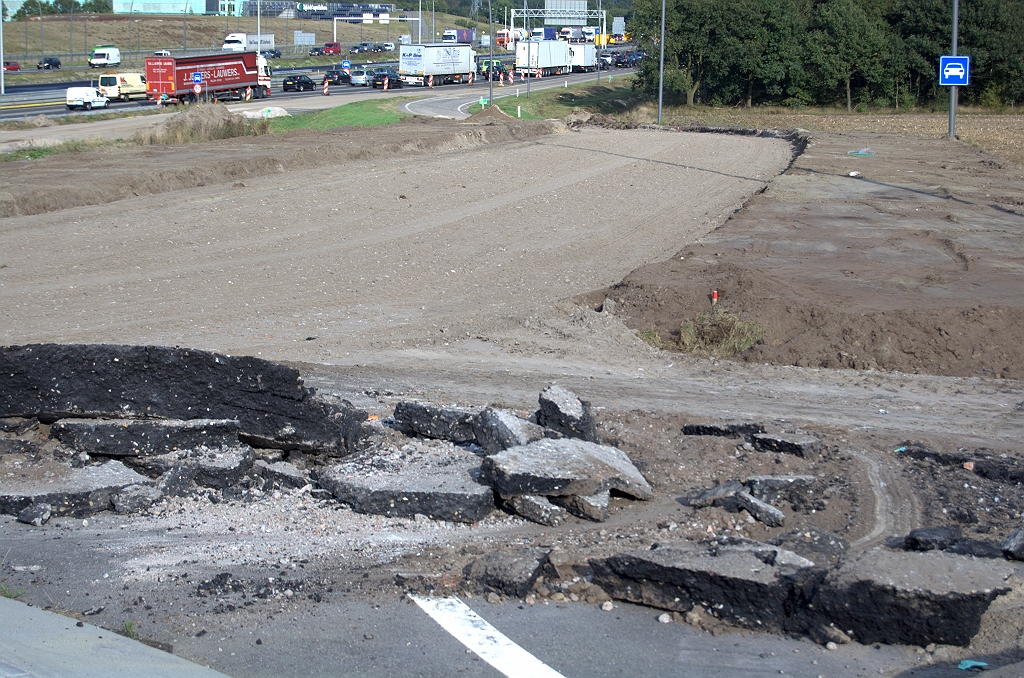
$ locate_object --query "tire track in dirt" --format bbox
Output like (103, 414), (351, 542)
(850, 449), (922, 549)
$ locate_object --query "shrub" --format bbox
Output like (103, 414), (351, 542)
(677, 311), (764, 357)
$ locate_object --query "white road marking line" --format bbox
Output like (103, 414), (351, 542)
(409, 594), (566, 678)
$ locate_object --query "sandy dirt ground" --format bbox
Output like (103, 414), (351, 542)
(2, 111), (1024, 672)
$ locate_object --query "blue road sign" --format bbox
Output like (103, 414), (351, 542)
(192, 72), (203, 84)
(341, 59), (351, 69)
(939, 56), (970, 87)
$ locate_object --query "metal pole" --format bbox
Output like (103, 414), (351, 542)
(657, 0), (665, 124)
(183, 0), (187, 50)
(70, 3), (73, 63)
(40, 1), (44, 59)
(488, 0), (493, 106)
(949, 0), (958, 139)
(418, 0), (422, 42)
(1, 3), (5, 95)
(257, 0), (260, 47)
(526, 38), (530, 97)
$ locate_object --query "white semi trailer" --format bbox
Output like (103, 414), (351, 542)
(399, 44), (476, 86)
(515, 40), (571, 77)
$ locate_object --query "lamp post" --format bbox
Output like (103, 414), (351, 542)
(418, 0), (422, 43)
(1, 3), (6, 95)
(183, 0), (187, 50)
(949, 0), (959, 139)
(39, 0), (44, 60)
(657, 0), (665, 124)
(487, 0), (493, 107)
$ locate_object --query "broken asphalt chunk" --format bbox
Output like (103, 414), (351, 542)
(550, 491), (610, 522)
(464, 548), (550, 598)
(472, 408), (551, 455)
(481, 438), (652, 501)
(254, 459), (311, 489)
(49, 418), (241, 456)
(735, 491), (786, 527)
(812, 549), (1016, 646)
(318, 444), (494, 523)
(753, 433), (820, 458)
(1000, 529), (1024, 560)
(590, 540), (816, 634)
(393, 401), (477, 443)
(743, 475), (816, 503)
(125, 445), (255, 489)
(503, 494), (567, 526)
(769, 528), (848, 568)
(112, 484), (162, 514)
(682, 422), (765, 440)
(0, 343), (348, 454)
(684, 480), (745, 508)
(535, 385), (599, 442)
(0, 460), (150, 517)
(904, 526), (962, 551)
(16, 502), (52, 526)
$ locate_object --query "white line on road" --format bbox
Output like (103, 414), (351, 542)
(409, 594), (566, 678)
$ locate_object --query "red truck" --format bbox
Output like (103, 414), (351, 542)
(145, 52), (272, 104)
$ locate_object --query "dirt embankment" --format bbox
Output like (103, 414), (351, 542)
(0, 114), (564, 219)
(585, 129), (1024, 380)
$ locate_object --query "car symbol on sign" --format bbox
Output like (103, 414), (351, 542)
(943, 63), (965, 78)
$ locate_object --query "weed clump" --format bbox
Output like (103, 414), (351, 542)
(678, 310), (764, 357)
(136, 104), (268, 145)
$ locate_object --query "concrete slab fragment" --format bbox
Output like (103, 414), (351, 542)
(254, 459), (311, 489)
(50, 418), (241, 456)
(481, 438), (652, 501)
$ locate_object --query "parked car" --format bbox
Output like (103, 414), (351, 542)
(349, 68), (374, 86)
(282, 74), (316, 92)
(3, 61), (20, 72)
(260, 49), (282, 59)
(65, 86), (109, 110)
(37, 57), (62, 70)
(323, 69), (351, 86)
(371, 69), (403, 88)
(308, 47), (325, 57)
(153, 49), (172, 57)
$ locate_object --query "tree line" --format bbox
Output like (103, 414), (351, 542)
(628, 0), (1024, 109)
(6, 0), (113, 20)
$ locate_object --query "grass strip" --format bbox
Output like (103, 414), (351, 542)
(269, 97), (414, 132)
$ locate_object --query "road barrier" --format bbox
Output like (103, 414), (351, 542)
(323, 80), (329, 96)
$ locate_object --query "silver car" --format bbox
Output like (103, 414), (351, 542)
(349, 68), (375, 86)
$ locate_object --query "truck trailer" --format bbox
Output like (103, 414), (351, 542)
(515, 40), (571, 77)
(569, 43), (597, 72)
(146, 52), (272, 104)
(399, 44), (476, 86)
(531, 27), (559, 41)
(221, 33), (275, 52)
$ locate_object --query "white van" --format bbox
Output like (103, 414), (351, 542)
(89, 45), (121, 68)
(66, 87), (109, 110)
(97, 72), (147, 101)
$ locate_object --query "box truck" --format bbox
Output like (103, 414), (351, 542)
(559, 27), (583, 42)
(399, 44), (476, 86)
(146, 52), (273, 104)
(221, 33), (275, 52)
(515, 39), (570, 77)
(569, 43), (597, 72)
(441, 28), (475, 44)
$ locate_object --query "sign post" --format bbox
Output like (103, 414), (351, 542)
(939, 55), (969, 139)
(943, 0), (965, 139)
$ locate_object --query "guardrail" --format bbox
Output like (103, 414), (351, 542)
(0, 91), (66, 109)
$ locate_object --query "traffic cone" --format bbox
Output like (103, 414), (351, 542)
(323, 80), (329, 96)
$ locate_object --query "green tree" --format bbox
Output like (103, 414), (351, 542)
(12, 0), (57, 20)
(721, 0), (807, 106)
(79, 0), (112, 11)
(809, 0), (889, 109)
